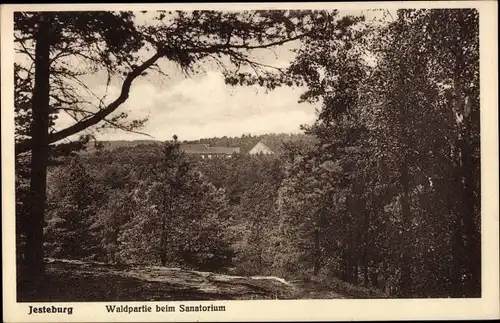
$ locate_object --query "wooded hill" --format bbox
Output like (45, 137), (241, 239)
(83, 133), (318, 155)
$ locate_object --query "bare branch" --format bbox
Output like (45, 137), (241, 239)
(14, 35), (35, 61)
(14, 35), (34, 42)
(16, 51), (163, 154)
(57, 106), (153, 139)
(99, 118), (154, 139)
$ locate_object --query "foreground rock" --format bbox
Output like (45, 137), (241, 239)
(19, 259), (302, 302)
(18, 259), (385, 302)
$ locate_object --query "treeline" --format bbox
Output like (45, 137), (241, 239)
(183, 133), (318, 154)
(85, 133), (318, 155)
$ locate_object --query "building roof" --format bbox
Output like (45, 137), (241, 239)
(248, 141), (274, 155)
(180, 144), (240, 155)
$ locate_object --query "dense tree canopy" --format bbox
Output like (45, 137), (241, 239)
(274, 8), (480, 297)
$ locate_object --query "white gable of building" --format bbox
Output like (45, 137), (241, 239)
(249, 142), (274, 155)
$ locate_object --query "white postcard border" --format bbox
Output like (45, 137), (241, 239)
(2, 2), (498, 322)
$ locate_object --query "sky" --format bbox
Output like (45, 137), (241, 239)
(85, 69), (319, 142)
(43, 9), (391, 142)
(71, 40), (320, 142)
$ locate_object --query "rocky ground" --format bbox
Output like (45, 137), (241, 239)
(18, 258), (387, 302)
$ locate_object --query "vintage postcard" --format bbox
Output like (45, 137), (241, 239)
(1, 1), (499, 322)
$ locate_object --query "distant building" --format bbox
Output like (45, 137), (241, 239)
(248, 141), (274, 155)
(180, 143), (240, 159)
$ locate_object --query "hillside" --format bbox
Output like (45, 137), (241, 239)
(183, 133), (318, 154)
(83, 139), (163, 153)
(82, 133), (318, 155)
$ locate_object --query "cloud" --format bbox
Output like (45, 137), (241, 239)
(92, 71), (318, 141)
(50, 35), (319, 142)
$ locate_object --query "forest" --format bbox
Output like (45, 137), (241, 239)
(14, 9), (480, 299)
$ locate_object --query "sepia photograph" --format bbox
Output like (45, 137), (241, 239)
(1, 1), (499, 322)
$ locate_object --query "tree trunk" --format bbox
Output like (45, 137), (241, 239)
(340, 250), (347, 281)
(396, 87), (413, 296)
(345, 252), (352, 283)
(353, 262), (358, 285)
(370, 265), (379, 288)
(255, 221), (263, 275)
(313, 228), (320, 275)
(363, 215), (369, 286)
(445, 143), (465, 297)
(113, 225), (120, 263)
(160, 216), (167, 266)
(398, 163), (412, 297)
(363, 256), (369, 285)
(22, 13), (52, 285)
(460, 131), (481, 296)
(450, 209), (464, 297)
(360, 183), (369, 286)
(396, 11), (413, 297)
(454, 52), (481, 297)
